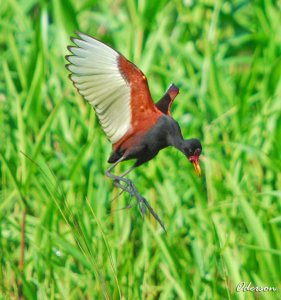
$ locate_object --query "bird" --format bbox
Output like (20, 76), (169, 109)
(66, 32), (202, 231)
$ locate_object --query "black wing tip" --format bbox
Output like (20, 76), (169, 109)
(72, 31), (90, 43)
(169, 83), (180, 91)
(67, 31), (84, 58)
(65, 63), (72, 71)
(167, 83), (180, 95)
(70, 36), (79, 45)
(66, 45), (75, 54)
(68, 73), (74, 82)
(75, 31), (104, 44)
(65, 54), (72, 62)
(67, 73), (78, 89)
(75, 30), (85, 38)
(69, 31), (85, 46)
(69, 31), (108, 50)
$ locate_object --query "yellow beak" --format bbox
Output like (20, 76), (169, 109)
(192, 160), (202, 177)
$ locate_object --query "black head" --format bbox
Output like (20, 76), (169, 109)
(182, 138), (202, 176)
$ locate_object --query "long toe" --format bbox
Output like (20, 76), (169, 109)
(140, 199), (146, 216)
(112, 176), (166, 231)
(139, 197), (166, 232)
(114, 180), (130, 194)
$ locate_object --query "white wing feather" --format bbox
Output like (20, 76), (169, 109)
(67, 33), (131, 144)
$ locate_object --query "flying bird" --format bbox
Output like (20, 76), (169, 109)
(66, 32), (202, 231)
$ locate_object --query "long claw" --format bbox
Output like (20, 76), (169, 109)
(110, 186), (125, 203)
(139, 197), (166, 232)
(140, 202), (146, 216)
(107, 203), (137, 215)
(106, 163), (166, 231)
(130, 185), (166, 232)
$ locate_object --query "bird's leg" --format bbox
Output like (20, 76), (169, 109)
(111, 165), (136, 202)
(106, 156), (136, 198)
(106, 157), (166, 231)
(107, 169), (138, 211)
(112, 165), (136, 194)
(112, 180), (133, 204)
(120, 165), (135, 177)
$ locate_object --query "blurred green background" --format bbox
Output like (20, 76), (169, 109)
(1, 0), (281, 299)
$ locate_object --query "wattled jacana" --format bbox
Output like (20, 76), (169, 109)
(66, 33), (202, 231)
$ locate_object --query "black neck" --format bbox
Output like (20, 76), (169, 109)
(168, 130), (185, 151)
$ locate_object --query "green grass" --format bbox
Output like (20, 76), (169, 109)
(1, 0), (281, 299)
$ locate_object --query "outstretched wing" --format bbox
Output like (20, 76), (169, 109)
(155, 84), (179, 116)
(66, 32), (159, 144)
